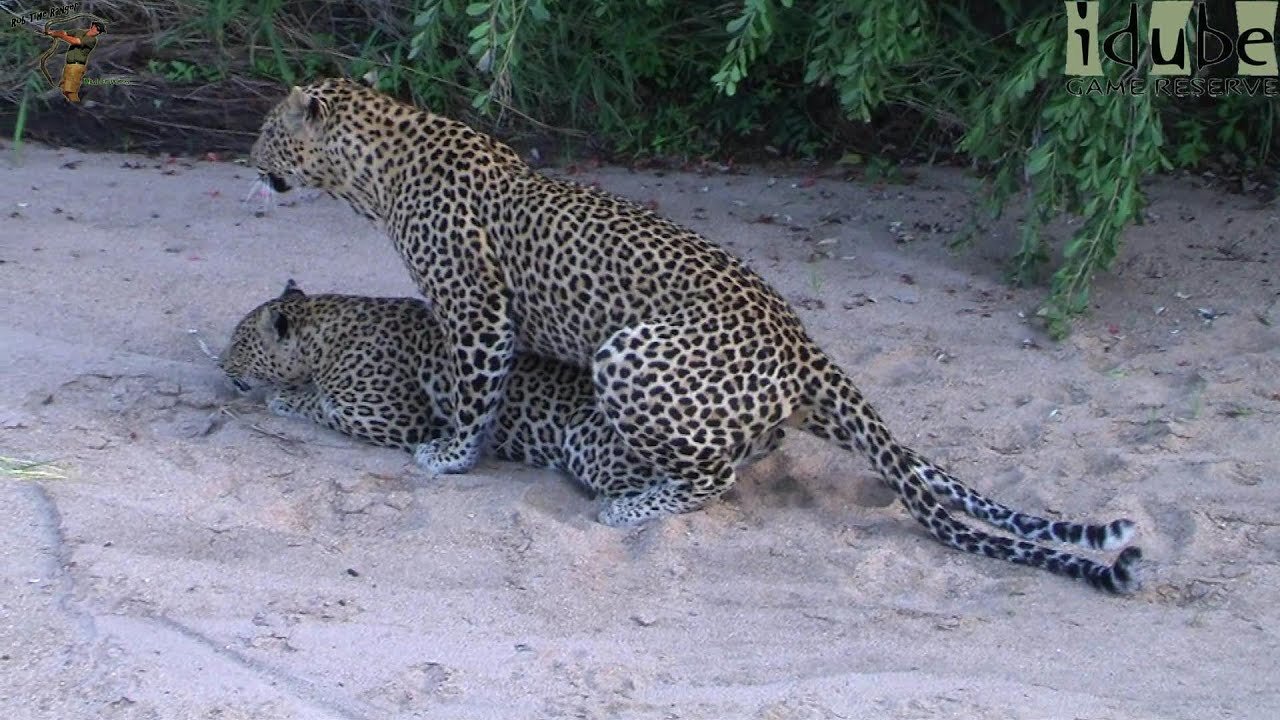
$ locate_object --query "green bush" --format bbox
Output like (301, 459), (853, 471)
(394, 0), (1277, 337)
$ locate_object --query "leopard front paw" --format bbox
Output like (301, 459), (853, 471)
(413, 437), (480, 475)
(597, 496), (652, 528)
(266, 389), (307, 419)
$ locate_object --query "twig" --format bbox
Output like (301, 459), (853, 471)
(188, 328), (219, 362)
(217, 406), (350, 451)
(218, 406), (301, 445)
(134, 118), (258, 136)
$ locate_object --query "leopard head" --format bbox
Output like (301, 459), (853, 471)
(220, 279), (312, 392)
(250, 78), (348, 194)
(249, 77), (406, 203)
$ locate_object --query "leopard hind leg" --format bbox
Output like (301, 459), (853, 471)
(560, 405), (664, 501)
(589, 318), (797, 527)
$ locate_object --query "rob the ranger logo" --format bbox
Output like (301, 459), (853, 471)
(1064, 1), (1280, 97)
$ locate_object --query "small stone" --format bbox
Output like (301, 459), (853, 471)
(334, 493), (374, 514)
(334, 475), (366, 493)
(934, 616), (962, 631)
(181, 385), (224, 409)
(383, 492), (413, 511)
(172, 414), (217, 438)
(84, 435), (112, 450)
(1067, 384), (1091, 405)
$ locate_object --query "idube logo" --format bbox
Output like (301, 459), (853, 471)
(1064, 1), (1279, 97)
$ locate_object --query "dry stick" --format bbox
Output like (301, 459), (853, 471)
(217, 406), (304, 445)
(136, 118), (259, 136)
(218, 406), (353, 451)
(188, 328), (219, 362)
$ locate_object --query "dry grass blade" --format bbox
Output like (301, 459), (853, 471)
(0, 455), (69, 480)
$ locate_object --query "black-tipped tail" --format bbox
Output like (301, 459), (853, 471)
(799, 365), (1144, 595)
(1085, 546), (1143, 594)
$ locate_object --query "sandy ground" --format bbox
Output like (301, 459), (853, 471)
(1, 140), (1277, 720)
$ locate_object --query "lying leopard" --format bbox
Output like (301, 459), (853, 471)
(248, 78), (1142, 593)
(221, 279), (782, 501)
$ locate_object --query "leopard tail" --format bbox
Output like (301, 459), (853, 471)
(796, 364), (1141, 594)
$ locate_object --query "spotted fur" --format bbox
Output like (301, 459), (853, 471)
(247, 79), (1142, 593)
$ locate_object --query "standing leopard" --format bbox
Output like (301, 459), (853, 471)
(248, 78), (1142, 593)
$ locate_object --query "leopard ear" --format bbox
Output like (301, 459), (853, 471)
(280, 278), (305, 299)
(282, 86), (325, 131)
(258, 306), (290, 341)
(272, 309), (290, 340)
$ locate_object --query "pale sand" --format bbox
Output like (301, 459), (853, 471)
(1, 142), (1277, 719)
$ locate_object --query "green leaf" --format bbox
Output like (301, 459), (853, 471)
(1025, 147), (1053, 175)
(465, 2), (491, 17)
